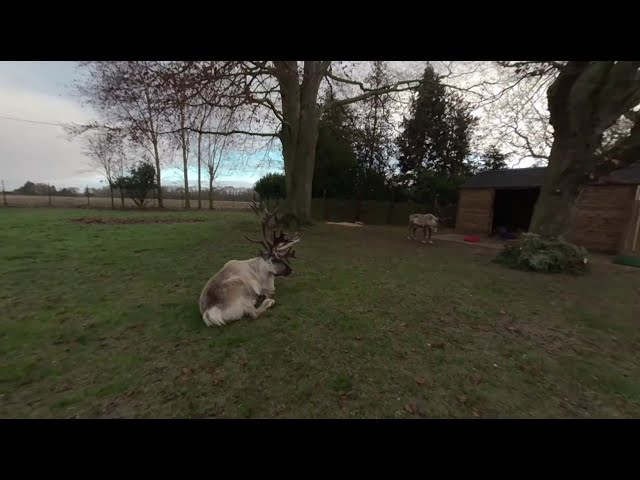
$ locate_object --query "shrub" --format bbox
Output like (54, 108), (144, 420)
(495, 233), (589, 274)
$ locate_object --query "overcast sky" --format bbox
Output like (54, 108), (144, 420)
(0, 61), (273, 191)
(0, 61), (541, 192)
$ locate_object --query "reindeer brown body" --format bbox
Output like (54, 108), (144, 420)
(408, 213), (439, 244)
(199, 202), (300, 327)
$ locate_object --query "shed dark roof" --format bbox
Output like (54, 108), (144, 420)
(461, 163), (640, 189)
(461, 167), (547, 189)
(598, 162), (640, 185)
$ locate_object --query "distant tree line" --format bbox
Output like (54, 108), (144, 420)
(9, 178), (256, 204)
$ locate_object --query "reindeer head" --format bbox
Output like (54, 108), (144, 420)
(245, 201), (301, 277)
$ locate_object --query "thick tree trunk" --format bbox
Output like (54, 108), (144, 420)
(275, 61), (325, 225)
(281, 124), (319, 224)
(530, 61), (640, 237)
(530, 136), (599, 236)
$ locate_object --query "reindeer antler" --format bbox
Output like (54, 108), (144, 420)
(245, 200), (280, 251)
(273, 230), (301, 257)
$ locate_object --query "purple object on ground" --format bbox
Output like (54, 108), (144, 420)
(500, 231), (518, 240)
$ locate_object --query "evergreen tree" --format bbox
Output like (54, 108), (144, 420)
(254, 172), (287, 200)
(120, 162), (158, 207)
(313, 91), (358, 199)
(480, 145), (509, 171)
(396, 64), (477, 205)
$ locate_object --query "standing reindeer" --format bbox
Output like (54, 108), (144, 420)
(408, 213), (439, 244)
(198, 201), (300, 327)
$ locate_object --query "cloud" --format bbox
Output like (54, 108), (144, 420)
(0, 79), (100, 190)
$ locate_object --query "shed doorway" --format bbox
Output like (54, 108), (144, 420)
(491, 187), (540, 235)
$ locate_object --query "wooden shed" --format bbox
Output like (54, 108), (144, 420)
(455, 164), (640, 254)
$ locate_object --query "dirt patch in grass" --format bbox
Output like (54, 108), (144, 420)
(70, 216), (207, 225)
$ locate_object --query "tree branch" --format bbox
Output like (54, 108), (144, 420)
(322, 79), (422, 113)
(158, 126), (278, 138)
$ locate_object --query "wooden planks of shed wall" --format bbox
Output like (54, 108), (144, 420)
(619, 185), (640, 254)
(566, 185), (635, 253)
(455, 188), (494, 234)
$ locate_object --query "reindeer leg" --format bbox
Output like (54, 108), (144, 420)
(421, 226), (428, 243)
(246, 298), (276, 320)
(407, 222), (414, 240)
(427, 226), (433, 244)
(410, 224), (419, 240)
(262, 276), (275, 298)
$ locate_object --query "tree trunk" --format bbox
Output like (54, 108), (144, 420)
(197, 132), (202, 210)
(275, 61), (325, 225)
(208, 175), (214, 210)
(180, 109), (190, 209)
(281, 125), (319, 224)
(529, 136), (599, 236)
(109, 184), (115, 209)
(151, 138), (164, 208)
(143, 87), (164, 209)
(120, 188), (125, 207)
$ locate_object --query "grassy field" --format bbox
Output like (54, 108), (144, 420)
(2, 208), (640, 418)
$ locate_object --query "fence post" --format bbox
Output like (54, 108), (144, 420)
(2, 180), (7, 206)
(48, 183), (52, 206)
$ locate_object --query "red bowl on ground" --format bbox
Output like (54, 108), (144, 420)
(464, 235), (481, 243)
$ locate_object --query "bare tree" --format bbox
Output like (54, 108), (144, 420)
(478, 67), (555, 164)
(203, 110), (237, 209)
(81, 128), (128, 209)
(72, 61), (169, 208)
(191, 101), (216, 209)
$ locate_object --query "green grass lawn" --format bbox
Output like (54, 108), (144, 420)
(2, 208), (640, 418)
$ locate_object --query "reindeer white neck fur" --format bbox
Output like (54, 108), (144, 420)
(198, 202), (300, 327)
(408, 213), (439, 244)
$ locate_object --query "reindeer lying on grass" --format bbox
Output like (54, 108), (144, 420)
(198, 202), (300, 327)
(408, 213), (439, 244)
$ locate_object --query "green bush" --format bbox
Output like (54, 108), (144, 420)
(495, 233), (589, 274)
